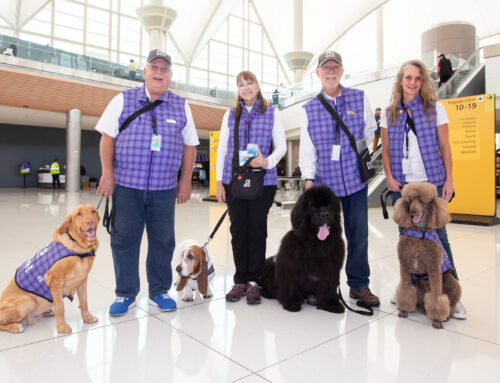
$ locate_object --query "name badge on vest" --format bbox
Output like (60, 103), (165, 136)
(346, 110), (355, 115)
(402, 158), (412, 174)
(331, 145), (341, 161)
(166, 118), (176, 124)
(151, 134), (161, 151)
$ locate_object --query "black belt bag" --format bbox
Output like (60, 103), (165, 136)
(229, 115), (268, 200)
(317, 93), (375, 182)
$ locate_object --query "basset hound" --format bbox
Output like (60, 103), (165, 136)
(174, 240), (214, 302)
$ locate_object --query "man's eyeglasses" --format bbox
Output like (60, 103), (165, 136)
(149, 64), (171, 74)
(320, 65), (342, 73)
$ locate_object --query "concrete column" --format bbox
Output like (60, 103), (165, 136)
(286, 140), (293, 176)
(376, 7), (384, 70)
(136, 0), (177, 51)
(66, 109), (81, 192)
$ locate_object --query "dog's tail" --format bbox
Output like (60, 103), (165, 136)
(260, 257), (276, 299)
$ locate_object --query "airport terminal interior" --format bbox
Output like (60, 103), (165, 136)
(1, 0), (500, 382)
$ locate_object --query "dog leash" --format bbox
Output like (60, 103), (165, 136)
(95, 195), (114, 236)
(338, 287), (374, 316)
(203, 208), (229, 247)
(380, 187), (394, 220)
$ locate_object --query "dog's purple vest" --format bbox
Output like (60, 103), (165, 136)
(222, 100), (277, 186)
(404, 228), (451, 279)
(304, 86), (366, 197)
(115, 86), (187, 190)
(386, 95), (446, 186)
(15, 241), (95, 302)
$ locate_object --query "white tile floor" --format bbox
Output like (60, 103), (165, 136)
(0, 186), (499, 383)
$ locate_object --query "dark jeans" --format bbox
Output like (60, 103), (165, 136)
(52, 174), (60, 189)
(340, 186), (370, 290)
(224, 184), (276, 285)
(110, 184), (177, 299)
(390, 184), (458, 279)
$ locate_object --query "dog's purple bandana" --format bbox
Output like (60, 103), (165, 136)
(15, 241), (95, 302)
(403, 228), (451, 279)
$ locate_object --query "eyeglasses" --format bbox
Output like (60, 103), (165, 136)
(237, 80), (254, 88)
(149, 64), (171, 74)
(320, 65), (342, 73)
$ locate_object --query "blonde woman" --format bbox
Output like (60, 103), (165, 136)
(216, 71), (286, 305)
(380, 59), (466, 319)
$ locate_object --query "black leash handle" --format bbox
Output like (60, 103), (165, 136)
(338, 287), (374, 316)
(380, 187), (393, 220)
(101, 196), (115, 235)
(203, 208), (228, 247)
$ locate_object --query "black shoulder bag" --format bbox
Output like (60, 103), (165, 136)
(102, 99), (163, 235)
(317, 93), (375, 182)
(229, 116), (267, 200)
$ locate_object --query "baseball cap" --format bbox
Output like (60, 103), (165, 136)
(318, 51), (342, 68)
(147, 49), (172, 65)
(375, 107), (381, 111)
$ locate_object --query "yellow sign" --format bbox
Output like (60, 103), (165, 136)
(442, 94), (496, 216)
(209, 130), (220, 197)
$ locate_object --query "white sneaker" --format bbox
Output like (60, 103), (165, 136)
(453, 301), (467, 320)
(390, 296), (396, 304)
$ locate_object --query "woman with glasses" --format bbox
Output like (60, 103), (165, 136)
(216, 71), (286, 305)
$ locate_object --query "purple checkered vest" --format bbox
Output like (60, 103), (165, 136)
(304, 86), (366, 197)
(222, 101), (278, 186)
(386, 95), (446, 186)
(115, 85), (187, 190)
(404, 228), (451, 279)
(15, 241), (95, 302)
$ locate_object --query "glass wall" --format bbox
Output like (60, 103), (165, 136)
(1, 0), (288, 94)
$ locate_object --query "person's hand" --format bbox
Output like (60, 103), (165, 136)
(305, 180), (315, 190)
(386, 176), (402, 193)
(441, 180), (454, 202)
(97, 173), (114, 197)
(250, 148), (268, 168)
(216, 181), (225, 203)
(177, 176), (191, 204)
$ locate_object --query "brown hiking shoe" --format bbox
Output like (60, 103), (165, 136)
(349, 287), (380, 307)
(246, 282), (262, 305)
(225, 284), (247, 302)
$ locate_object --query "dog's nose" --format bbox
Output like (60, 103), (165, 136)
(176, 265), (182, 273)
(87, 219), (95, 226)
(320, 211), (330, 222)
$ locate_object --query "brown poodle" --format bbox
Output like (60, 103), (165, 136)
(392, 182), (461, 329)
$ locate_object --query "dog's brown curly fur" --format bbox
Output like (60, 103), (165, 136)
(392, 182), (461, 329)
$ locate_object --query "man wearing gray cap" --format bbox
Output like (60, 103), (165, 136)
(96, 49), (199, 316)
(299, 51), (379, 307)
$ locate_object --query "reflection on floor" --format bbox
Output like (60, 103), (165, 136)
(0, 186), (499, 382)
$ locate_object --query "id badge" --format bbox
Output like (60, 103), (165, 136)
(239, 150), (247, 166)
(402, 158), (411, 174)
(151, 134), (161, 151)
(247, 143), (258, 158)
(331, 145), (341, 161)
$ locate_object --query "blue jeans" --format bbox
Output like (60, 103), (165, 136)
(110, 184), (177, 299)
(340, 186), (370, 290)
(390, 184), (458, 279)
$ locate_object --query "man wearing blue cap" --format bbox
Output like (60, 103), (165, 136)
(96, 49), (199, 316)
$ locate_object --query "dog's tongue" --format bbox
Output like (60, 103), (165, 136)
(412, 213), (423, 224)
(317, 223), (329, 241)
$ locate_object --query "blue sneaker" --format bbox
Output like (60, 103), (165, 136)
(109, 296), (136, 316)
(149, 292), (177, 311)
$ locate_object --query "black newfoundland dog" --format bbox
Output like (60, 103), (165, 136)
(261, 186), (345, 313)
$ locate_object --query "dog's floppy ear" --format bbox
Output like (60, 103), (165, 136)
(392, 199), (412, 227)
(58, 214), (72, 235)
(176, 277), (189, 291)
(426, 197), (451, 229)
(197, 259), (208, 296)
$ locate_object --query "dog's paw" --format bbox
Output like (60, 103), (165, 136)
(398, 310), (408, 318)
(283, 301), (302, 312)
(432, 320), (443, 329)
(57, 322), (72, 334)
(4, 323), (24, 333)
(42, 310), (55, 317)
(318, 300), (345, 314)
(182, 296), (194, 302)
(82, 314), (98, 324)
(202, 293), (213, 299)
